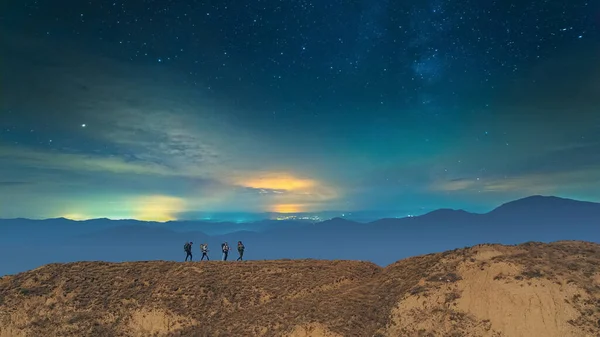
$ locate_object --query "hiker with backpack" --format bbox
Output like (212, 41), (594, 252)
(236, 241), (245, 261)
(221, 242), (230, 261)
(200, 243), (209, 261)
(184, 241), (193, 261)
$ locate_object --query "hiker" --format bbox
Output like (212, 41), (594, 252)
(184, 241), (193, 261)
(222, 242), (229, 261)
(200, 243), (210, 261)
(236, 241), (245, 261)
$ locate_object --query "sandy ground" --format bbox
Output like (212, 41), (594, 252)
(1, 241), (599, 337)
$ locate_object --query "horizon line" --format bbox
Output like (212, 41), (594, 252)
(0, 195), (594, 223)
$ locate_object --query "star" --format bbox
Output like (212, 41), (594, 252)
(1, 0), (599, 222)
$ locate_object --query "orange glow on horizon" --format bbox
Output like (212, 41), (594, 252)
(271, 204), (303, 213)
(60, 213), (88, 221)
(59, 195), (186, 222)
(238, 174), (316, 191)
(236, 173), (340, 213)
(132, 195), (186, 222)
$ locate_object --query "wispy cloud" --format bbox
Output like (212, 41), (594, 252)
(433, 178), (475, 192)
(431, 166), (600, 195)
(2, 31), (251, 177)
(429, 133), (600, 196)
(0, 145), (180, 177)
(0, 181), (32, 187)
(485, 168), (600, 193)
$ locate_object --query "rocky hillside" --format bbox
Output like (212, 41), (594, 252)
(1, 241), (599, 337)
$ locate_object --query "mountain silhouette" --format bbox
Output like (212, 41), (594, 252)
(1, 195), (599, 276)
(74, 225), (211, 246)
(489, 195), (600, 218)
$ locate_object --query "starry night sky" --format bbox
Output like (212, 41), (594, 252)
(1, 0), (599, 221)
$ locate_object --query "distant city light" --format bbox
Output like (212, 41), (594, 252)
(274, 214), (322, 221)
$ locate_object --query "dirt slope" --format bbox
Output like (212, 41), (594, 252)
(1, 241), (599, 337)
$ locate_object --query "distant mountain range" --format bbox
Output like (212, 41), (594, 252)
(1, 195), (599, 276)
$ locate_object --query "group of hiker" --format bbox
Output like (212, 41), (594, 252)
(183, 241), (245, 262)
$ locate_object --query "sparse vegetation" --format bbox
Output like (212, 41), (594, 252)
(445, 290), (461, 304)
(410, 285), (427, 295)
(521, 269), (544, 279)
(426, 272), (462, 283)
(0, 241), (599, 336)
(493, 240), (600, 334)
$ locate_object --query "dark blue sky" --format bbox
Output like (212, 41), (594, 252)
(1, 0), (599, 220)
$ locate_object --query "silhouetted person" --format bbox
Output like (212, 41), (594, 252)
(222, 242), (229, 261)
(236, 241), (245, 261)
(184, 241), (193, 261)
(200, 243), (209, 261)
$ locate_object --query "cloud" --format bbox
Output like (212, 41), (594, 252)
(0, 181), (32, 187)
(1, 33), (273, 185)
(1, 31), (258, 177)
(0, 145), (179, 177)
(242, 187), (287, 195)
(236, 174), (316, 191)
(219, 172), (341, 212)
(431, 166), (600, 196)
(433, 178), (476, 192)
(512, 140), (600, 177)
(0, 142), (345, 215)
(234, 172), (338, 200)
(73, 83), (239, 175)
(0, 50), (345, 215)
(429, 131), (600, 196)
(484, 168), (600, 194)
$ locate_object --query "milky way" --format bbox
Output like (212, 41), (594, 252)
(0, 0), (599, 220)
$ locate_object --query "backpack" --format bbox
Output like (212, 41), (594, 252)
(184, 243), (190, 252)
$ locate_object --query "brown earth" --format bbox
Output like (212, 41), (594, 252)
(1, 241), (599, 337)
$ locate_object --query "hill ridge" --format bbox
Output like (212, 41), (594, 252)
(1, 240), (599, 336)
